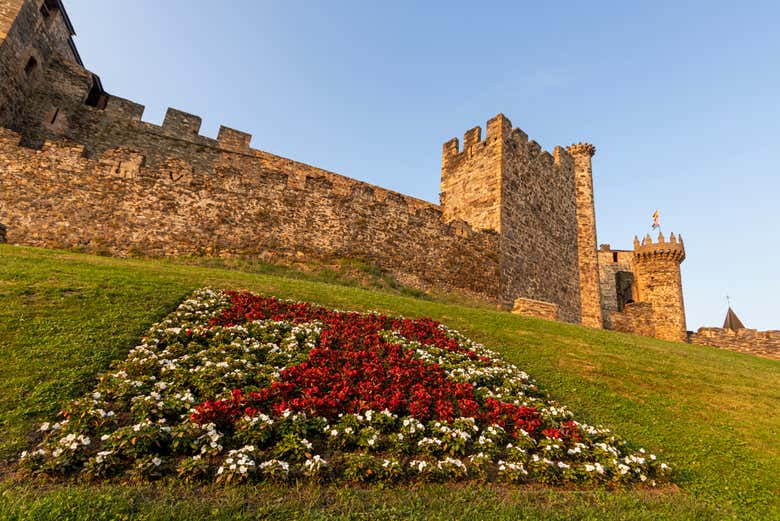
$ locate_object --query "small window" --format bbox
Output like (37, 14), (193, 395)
(612, 252), (618, 263)
(84, 77), (108, 109)
(24, 56), (38, 77)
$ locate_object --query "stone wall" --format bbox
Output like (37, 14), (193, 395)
(690, 328), (780, 361)
(440, 117), (503, 232)
(0, 0), (80, 131)
(597, 246), (635, 329)
(500, 124), (581, 323)
(0, 127), (501, 301)
(610, 302), (656, 338)
(512, 297), (559, 321)
(440, 114), (582, 322)
(1, 2), (588, 323)
(0, 49), (587, 314)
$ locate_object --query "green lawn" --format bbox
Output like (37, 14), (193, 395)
(0, 245), (778, 520)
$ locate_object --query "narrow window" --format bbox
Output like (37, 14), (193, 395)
(50, 108), (59, 124)
(612, 252), (618, 263)
(24, 56), (38, 77)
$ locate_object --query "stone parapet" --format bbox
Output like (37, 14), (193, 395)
(0, 130), (502, 303)
(633, 232), (685, 263)
(690, 327), (780, 360)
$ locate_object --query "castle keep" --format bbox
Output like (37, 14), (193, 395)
(0, 0), (689, 342)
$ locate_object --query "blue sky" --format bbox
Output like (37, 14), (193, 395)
(65, 0), (779, 331)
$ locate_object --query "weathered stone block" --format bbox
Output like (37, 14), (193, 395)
(512, 297), (558, 321)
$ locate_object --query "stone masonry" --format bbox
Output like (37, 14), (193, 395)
(0, 0), (697, 340)
(568, 143), (602, 329)
(609, 302), (656, 338)
(597, 246), (635, 329)
(512, 297), (559, 321)
(689, 328), (780, 361)
(0, 127), (501, 300)
(441, 115), (581, 322)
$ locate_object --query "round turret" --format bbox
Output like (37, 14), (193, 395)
(632, 232), (687, 342)
(633, 232), (685, 263)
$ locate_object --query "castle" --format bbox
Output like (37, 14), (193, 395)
(0, 0), (689, 343)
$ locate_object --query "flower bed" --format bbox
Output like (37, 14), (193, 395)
(20, 289), (672, 486)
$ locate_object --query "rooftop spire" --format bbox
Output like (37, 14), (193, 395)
(723, 307), (745, 330)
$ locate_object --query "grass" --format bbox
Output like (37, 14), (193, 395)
(0, 245), (778, 520)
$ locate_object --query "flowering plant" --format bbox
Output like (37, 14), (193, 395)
(19, 289), (672, 487)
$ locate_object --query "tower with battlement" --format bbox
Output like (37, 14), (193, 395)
(441, 114), (582, 323)
(597, 233), (687, 342)
(631, 232), (687, 342)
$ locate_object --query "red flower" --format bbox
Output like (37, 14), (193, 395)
(192, 292), (547, 437)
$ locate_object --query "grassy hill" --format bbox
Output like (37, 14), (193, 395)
(0, 245), (778, 520)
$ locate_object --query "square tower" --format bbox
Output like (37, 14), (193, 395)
(440, 114), (584, 323)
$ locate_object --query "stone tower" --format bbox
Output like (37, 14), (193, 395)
(567, 142), (602, 328)
(440, 114), (582, 323)
(632, 232), (687, 342)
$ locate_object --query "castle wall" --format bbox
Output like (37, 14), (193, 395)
(11, 56), (438, 220)
(689, 328), (780, 361)
(0, 0), (79, 130)
(1, 3), (586, 323)
(598, 247), (635, 328)
(440, 119), (503, 232)
(609, 302), (656, 338)
(500, 128), (581, 322)
(0, 127), (501, 301)
(440, 115), (581, 321)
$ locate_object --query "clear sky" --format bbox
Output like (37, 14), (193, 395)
(64, 0), (779, 331)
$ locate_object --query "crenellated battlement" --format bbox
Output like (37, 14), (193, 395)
(441, 113), (569, 164)
(439, 113), (583, 320)
(217, 126), (252, 151)
(552, 145), (573, 167)
(633, 232), (686, 262)
(566, 142), (596, 158)
(161, 108), (202, 137)
(0, 128), (446, 226)
(0, 122), (501, 302)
